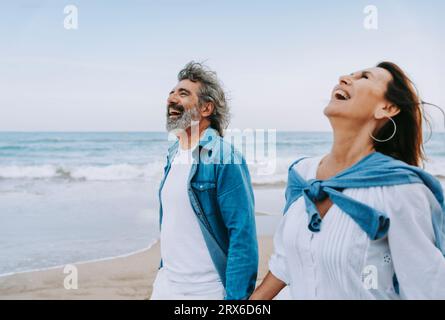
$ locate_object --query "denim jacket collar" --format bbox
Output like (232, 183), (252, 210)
(166, 126), (219, 164)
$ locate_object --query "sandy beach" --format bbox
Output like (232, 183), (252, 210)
(0, 236), (273, 300)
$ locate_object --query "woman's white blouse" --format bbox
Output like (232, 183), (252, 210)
(269, 156), (445, 299)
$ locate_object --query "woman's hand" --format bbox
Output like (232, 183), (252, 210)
(249, 271), (286, 300)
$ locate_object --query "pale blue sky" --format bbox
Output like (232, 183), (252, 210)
(1, 0), (444, 131)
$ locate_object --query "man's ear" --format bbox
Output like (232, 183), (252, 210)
(374, 104), (400, 120)
(200, 102), (215, 118)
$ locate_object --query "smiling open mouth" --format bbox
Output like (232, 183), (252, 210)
(333, 89), (351, 101)
(168, 107), (184, 118)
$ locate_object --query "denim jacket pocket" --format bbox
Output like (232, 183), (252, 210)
(191, 182), (216, 191)
(191, 181), (217, 216)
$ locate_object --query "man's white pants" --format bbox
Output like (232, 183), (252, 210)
(150, 268), (225, 300)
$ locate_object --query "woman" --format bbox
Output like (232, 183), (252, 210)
(250, 62), (445, 300)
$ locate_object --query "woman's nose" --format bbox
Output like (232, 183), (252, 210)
(339, 75), (353, 85)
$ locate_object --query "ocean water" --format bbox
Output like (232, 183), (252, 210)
(0, 131), (444, 276)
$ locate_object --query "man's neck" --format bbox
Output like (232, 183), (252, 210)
(178, 121), (210, 150)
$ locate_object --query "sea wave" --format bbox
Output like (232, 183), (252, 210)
(1, 157), (444, 186)
(0, 161), (291, 185)
(0, 163), (165, 182)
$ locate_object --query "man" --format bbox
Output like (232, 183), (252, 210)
(151, 62), (258, 300)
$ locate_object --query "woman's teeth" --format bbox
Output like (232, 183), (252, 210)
(334, 89), (350, 100)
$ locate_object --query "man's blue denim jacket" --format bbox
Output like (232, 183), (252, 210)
(158, 127), (258, 300)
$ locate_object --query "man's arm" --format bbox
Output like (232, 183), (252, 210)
(216, 157), (258, 300)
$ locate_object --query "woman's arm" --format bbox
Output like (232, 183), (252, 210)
(385, 184), (445, 299)
(250, 214), (290, 300)
(250, 271), (286, 300)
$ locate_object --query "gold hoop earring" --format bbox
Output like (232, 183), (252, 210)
(370, 116), (397, 143)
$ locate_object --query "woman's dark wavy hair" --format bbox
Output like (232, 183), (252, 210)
(373, 61), (442, 167)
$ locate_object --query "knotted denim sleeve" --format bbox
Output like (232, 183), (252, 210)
(283, 152), (445, 245)
(284, 155), (390, 240)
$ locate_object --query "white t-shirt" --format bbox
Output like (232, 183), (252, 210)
(269, 156), (445, 299)
(160, 146), (221, 285)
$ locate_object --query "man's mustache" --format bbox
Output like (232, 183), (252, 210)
(167, 103), (185, 115)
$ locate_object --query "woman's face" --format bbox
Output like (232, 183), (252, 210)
(324, 67), (394, 123)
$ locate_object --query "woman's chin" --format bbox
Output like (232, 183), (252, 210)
(324, 100), (352, 118)
(323, 104), (340, 117)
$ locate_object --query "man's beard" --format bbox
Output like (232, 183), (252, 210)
(166, 103), (201, 133)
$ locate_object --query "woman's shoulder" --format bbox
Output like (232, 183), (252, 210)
(379, 183), (440, 245)
(288, 155), (324, 180)
(370, 183), (441, 222)
(380, 183), (437, 203)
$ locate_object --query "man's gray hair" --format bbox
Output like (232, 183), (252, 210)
(178, 61), (230, 137)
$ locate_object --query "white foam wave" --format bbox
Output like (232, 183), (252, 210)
(0, 165), (57, 179)
(247, 157), (294, 187)
(1, 157), (444, 186)
(0, 163), (165, 182)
